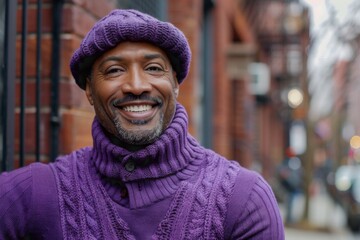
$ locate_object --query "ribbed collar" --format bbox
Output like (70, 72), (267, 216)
(90, 103), (204, 183)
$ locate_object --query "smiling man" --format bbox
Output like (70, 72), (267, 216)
(0, 9), (284, 239)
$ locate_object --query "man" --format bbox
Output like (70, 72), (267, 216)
(0, 9), (284, 239)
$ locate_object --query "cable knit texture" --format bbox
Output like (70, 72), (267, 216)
(50, 104), (239, 239)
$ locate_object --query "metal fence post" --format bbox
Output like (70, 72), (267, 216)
(50, 0), (64, 161)
(1, 0), (17, 171)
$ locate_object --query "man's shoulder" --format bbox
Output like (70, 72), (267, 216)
(50, 147), (93, 185)
(204, 149), (256, 177)
(0, 161), (52, 184)
(0, 146), (91, 181)
(51, 147), (92, 166)
(234, 164), (263, 184)
(206, 153), (272, 207)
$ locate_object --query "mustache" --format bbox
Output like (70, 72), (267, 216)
(112, 94), (162, 107)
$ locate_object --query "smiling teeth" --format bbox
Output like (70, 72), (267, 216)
(123, 105), (152, 112)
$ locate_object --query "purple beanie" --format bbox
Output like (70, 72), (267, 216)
(70, 9), (191, 90)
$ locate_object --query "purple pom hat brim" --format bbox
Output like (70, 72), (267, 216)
(70, 9), (191, 90)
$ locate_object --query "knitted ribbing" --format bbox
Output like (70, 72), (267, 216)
(50, 103), (241, 239)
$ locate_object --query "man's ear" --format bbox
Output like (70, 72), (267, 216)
(173, 72), (179, 98)
(85, 78), (94, 105)
(174, 87), (179, 97)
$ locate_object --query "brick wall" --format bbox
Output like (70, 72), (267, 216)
(213, 0), (239, 159)
(168, 0), (203, 137)
(231, 79), (254, 168)
(14, 0), (56, 165)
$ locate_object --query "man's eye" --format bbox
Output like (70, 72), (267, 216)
(105, 67), (123, 75)
(146, 66), (163, 72)
(146, 65), (166, 77)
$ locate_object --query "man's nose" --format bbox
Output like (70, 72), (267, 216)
(122, 67), (151, 95)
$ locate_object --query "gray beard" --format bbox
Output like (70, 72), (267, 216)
(113, 114), (164, 146)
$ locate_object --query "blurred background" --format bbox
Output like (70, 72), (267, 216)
(1, 0), (360, 238)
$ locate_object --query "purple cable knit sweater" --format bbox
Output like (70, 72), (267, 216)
(0, 104), (284, 239)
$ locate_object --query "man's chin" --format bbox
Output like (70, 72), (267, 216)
(114, 128), (162, 148)
(112, 116), (165, 149)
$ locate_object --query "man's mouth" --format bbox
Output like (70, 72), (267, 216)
(111, 95), (163, 123)
(123, 104), (153, 112)
(112, 95), (162, 109)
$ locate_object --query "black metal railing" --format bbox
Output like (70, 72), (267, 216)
(50, 0), (63, 162)
(35, 0), (43, 163)
(1, 0), (16, 172)
(1, 0), (62, 172)
(19, 0), (29, 167)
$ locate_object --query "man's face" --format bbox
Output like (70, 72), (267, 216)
(85, 42), (179, 149)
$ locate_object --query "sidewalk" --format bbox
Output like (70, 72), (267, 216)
(279, 183), (346, 231)
(285, 226), (356, 240)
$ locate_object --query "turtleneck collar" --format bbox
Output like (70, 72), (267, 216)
(90, 103), (204, 183)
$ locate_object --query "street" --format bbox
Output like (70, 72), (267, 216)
(285, 227), (360, 240)
(279, 181), (360, 240)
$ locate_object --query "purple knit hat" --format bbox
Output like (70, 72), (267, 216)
(70, 9), (191, 90)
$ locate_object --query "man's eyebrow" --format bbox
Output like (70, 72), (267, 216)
(144, 53), (167, 61)
(98, 56), (124, 69)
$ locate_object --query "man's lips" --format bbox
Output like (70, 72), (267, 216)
(118, 104), (157, 122)
(112, 99), (162, 122)
(112, 95), (162, 109)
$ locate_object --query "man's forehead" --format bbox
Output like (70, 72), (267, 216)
(98, 41), (171, 62)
